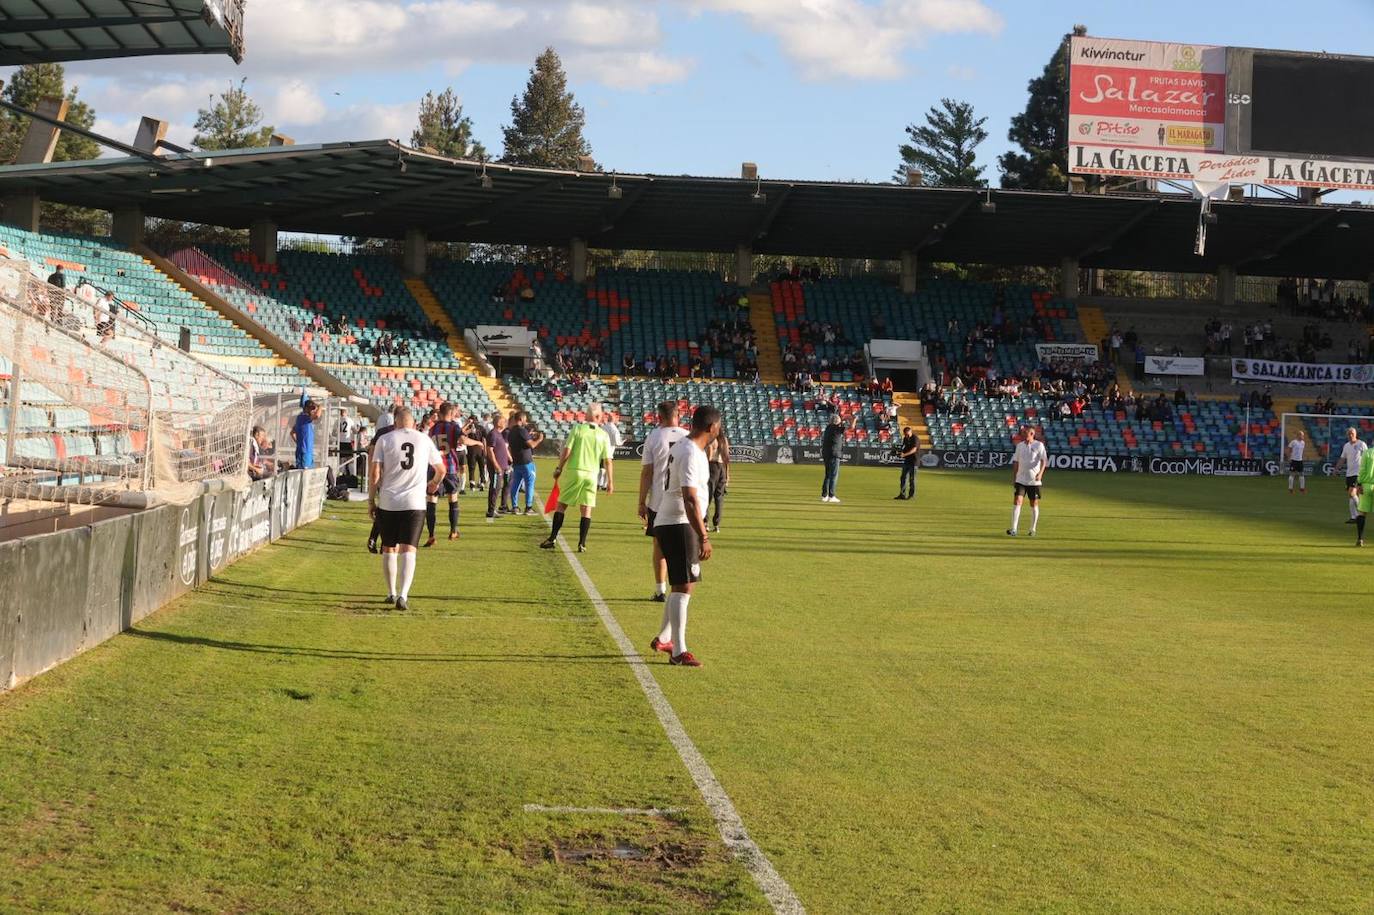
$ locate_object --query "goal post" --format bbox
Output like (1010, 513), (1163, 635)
(1279, 412), (1374, 476)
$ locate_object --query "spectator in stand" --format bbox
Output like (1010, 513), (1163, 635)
(47, 264), (65, 289)
(1174, 385), (1188, 407)
(622, 353), (636, 375)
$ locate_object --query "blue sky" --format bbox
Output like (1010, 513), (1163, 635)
(19, 0), (1374, 183)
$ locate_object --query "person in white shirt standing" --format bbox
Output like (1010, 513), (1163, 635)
(1335, 427), (1368, 522)
(638, 401), (689, 603)
(649, 405), (722, 668)
(1287, 430), (1307, 495)
(1007, 425), (1047, 537)
(600, 411), (624, 491)
(368, 407), (445, 610)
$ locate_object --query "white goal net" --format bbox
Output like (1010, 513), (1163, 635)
(0, 251), (253, 506)
(1279, 412), (1374, 476)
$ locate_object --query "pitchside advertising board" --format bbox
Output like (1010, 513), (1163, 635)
(1069, 36), (1374, 190)
(616, 442), (1264, 475)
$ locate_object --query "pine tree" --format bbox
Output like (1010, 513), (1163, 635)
(411, 88), (486, 160)
(0, 64), (103, 233)
(192, 78), (274, 150)
(999, 25), (1085, 190)
(500, 47), (593, 169)
(895, 98), (988, 187)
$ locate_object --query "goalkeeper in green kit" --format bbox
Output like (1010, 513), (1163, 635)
(1357, 444), (1374, 547)
(540, 402), (614, 553)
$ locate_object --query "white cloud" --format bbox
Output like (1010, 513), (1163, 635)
(272, 81), (328, 126)
(946, 63), (977, 81)
(570, 51), (696, 90)
(688, 0), (1001, 80)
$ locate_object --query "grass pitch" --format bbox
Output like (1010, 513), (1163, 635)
(2, 461), (1372, 913)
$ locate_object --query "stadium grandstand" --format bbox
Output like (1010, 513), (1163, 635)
(3, 11), (1374, 914)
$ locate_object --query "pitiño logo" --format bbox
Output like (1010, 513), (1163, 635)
(776, 446), (793, 465)
(1078, 122), (1093, 136)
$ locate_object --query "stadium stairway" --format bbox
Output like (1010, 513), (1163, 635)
(894, 391), (928, 444)
(143, 245), (357, 404)
(1076, 303), (1132, 388)
(748, 290), (786, 383)
(402, 275), (515, 415)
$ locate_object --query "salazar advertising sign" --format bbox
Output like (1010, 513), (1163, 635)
(1068, 35), (1227, 172)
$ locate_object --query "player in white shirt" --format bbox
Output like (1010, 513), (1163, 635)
(648, 405), (721, 668)
(638, 401), (690, 603)
(1287, 431), (1307, 494)
(1335, 427), (1368, 522)
(600, 414), (624, 491)
(368, 407), (445, 610)
(1007, 425), (1047, 537)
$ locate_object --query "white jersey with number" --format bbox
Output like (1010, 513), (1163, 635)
(374, 428), (442, 511)
(641, 425), (689, 514)
(1288, 439), (1306, 462)
(655, 437), (709, 526)
(1340, 439), (1368, 473)
(1013, 440), (1048, 487)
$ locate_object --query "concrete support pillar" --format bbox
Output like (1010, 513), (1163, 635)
(570, 237), (588, 284)
(16, 96), (69, 165)
(249, 217), (279, 265)
(899, 249), (918, 295)
(111, 206), (145, 246)
(2, 192), (41, 231)
(402, 228), (427, 277)
(1217, 264), (1237, 307)
(735, 243), (754, 287)
(1060, 256), (1080, 301)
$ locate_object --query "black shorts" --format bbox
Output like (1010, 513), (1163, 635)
(1346, 475), (1359, 488)
(435, 471), (461, 496)
(1289, 460), (1304, 474)
(654, 523), (702, 586)
(644, 508), (657, 537)
(1013, 482), (1042, 502)
(377, 509), (425, 548)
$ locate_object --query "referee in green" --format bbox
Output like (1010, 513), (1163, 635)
(540, 402), (614, 553)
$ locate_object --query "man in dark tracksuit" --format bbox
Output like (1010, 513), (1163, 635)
(706, 432), (730, 533)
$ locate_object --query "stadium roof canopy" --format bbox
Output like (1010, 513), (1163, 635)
(1, 138), (1372, 280)
(0, 0), (245, 65)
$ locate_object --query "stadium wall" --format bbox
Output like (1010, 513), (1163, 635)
(0, 468), (328, 693)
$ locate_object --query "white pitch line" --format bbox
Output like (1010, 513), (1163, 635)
(551, 531), (806, 915)
(523, 804), (682, 816)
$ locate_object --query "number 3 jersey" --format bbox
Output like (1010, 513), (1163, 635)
(375, 428), (442, 511)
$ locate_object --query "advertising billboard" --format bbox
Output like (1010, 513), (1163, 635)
(1069, 36), (1374, 191)
(1068, 36), (1227, 181)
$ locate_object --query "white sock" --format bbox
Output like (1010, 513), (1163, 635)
(1352, 496), (1360, 519)
(382, 553), (397, 598)
(1010, 504), (1022, 532)
(1288, 475), (1295, 491)
(398, 551), (416, 599)
(669, 592), (690, 655)
(1298, 475), (1306, 491)
(655, 581), (667, 596)
(656, 599), (673, 644)
(1031, 506), (1040, 531)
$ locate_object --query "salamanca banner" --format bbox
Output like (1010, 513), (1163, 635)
(1232, 358), (1374, 385)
